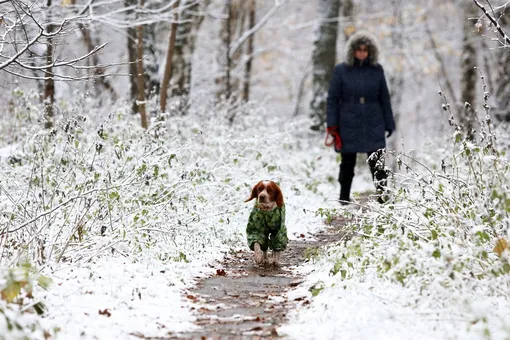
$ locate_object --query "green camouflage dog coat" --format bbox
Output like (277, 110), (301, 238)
(246, 204), (288, 252)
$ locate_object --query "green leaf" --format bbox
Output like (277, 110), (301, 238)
(168, 154), (177, 167)
(432, 249), (441, 259)
(37, 276), (52, 290)
(137, 163), (147, 176)
(33, 301), (47, 315)
(109, 191), (119, 200)
(476, 231), (491, 243)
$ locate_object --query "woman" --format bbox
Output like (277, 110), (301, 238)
(326, 31), (396, 204)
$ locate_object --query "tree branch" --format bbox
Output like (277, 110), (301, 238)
(229, 0), (289, 58)
(472, 0), (510, 45)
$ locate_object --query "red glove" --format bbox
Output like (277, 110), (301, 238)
(325, 126), (342, 150)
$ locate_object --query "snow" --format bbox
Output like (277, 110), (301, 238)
(281, 262), (510, 340)
(1, 100), (506, 339)
(41, 257), (204, 338)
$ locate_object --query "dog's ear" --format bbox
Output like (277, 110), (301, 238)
(274, 183), (284, 207)
(244, 182), (259, 203)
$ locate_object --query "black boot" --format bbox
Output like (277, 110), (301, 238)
(339, 153), (356, 205)
(339, 181), (352, 205)
(368, 150), (389, 204)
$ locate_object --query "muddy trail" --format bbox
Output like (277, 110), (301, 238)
(176, 218), (349, 340)
(146, 195), (371, 340)
(171, 213), (357, 340)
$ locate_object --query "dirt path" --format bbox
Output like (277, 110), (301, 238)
(136, 194), (373, 340)
(168, 213), (353, 340)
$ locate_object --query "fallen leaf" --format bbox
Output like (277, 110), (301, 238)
(494, 238), (508, 257)
(98, 309), (111, 317)
(216, 269), (227, 276)
(186, 294), (198, 301)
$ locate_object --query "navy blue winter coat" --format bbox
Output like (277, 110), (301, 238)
(326, 32), (396, 153)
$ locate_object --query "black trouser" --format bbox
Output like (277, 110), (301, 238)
(338, 149), (387, 201)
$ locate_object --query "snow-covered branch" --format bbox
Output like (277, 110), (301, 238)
(472, 0), (510, 45)
(229, 0), (289, 58)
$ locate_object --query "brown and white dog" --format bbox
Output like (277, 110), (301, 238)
(245, 180), (287, 266)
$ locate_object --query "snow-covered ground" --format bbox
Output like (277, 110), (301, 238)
(1, 98), (509, 339)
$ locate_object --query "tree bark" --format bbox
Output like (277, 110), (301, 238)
(387, 0), (404, 156)
(310, 0), (341, 131)
(44, 0), (55, 129)
(216, 0), (245, 101)
(126, 0), (139, 113)
(341, 0), (354, 39)
(160, 0), (181, 113)
(460, 2), (478, 139)
(426, 25), (458, 115)
(171, 0), (210, 100)
(81, 24), (118, 101)
(225, 0), (233, 100)
(143, 23), (160, 96)
(493, 10), (510, 122)
(242, 0), (256, 102)
(136, 0), (148, 129)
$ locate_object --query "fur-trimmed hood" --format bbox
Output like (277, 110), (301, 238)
(345, 30), (380, 66)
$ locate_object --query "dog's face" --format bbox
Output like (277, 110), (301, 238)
(245, 180), (284, 210)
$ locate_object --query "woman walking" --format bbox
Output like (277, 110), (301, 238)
(326, 31), (396, 204)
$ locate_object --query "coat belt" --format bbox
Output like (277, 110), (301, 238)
(343, 97), (377, 104)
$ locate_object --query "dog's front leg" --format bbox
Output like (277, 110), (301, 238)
(254, 243), (264, 264)
(263, 251), (269, 266)
(271, 251), (281, 266)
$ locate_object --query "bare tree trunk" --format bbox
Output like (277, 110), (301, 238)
(81, 25), (118, 101)
(292, 65), (312, 117)
(460, 2), (478, 139)
(341, 0), (354, 39)
(310, 0), (341, 131)
(68, 0), (117, 101)
(492, 10), (510, 122)
(171, 0), (210, 100)
(225, 0), (233, 100)
(216, 0), (245, 101)
(387, 1), (404, 156)
(160, 0), (181, 113)
(242, 0), (256, 102)
(44, 0), (55, 129)
(143, 23), (160, 96)
(426, 25), (458, 114)
(136, 0), (148, 129)
(126, 0), (139, 113)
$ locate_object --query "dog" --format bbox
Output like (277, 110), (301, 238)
(245, 180), (288, 266)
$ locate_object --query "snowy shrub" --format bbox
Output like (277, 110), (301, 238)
(0, 90), (327, 266)
(293, 90), (510, 338)
(0, 263), (56, 339)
